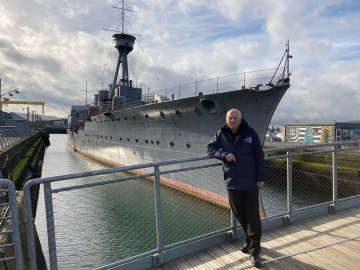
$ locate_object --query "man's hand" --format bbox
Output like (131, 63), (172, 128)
(226, 153), (235, 162)
(257, 181), (265, 187)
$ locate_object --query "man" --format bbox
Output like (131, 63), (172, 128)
(207, 109), (267, 268)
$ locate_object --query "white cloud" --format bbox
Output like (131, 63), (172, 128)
(0, 0), (359, 125)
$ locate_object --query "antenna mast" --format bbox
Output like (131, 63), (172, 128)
(121, 0), (125, 33)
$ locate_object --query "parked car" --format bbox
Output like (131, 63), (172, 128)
(267, 134), (281, 142)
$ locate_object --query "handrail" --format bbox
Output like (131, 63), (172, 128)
(23, 141), (360, 270)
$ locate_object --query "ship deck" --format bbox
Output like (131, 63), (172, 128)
(150, 205), (360, 270)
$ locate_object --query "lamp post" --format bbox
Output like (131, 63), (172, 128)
(0, 80), (20, 111)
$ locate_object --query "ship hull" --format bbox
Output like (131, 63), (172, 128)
(68, 84), (289, 206)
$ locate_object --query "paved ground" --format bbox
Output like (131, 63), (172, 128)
(151, 205), (360, 270)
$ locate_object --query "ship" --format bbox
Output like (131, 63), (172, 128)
(67, 2), (291, 207)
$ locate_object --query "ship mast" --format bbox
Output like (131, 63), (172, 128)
(110, 0), (136, 97)
(121, 0), (125, 33)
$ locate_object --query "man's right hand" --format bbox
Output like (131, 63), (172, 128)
(226, 153), (235, 162)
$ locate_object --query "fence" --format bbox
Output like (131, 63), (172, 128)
(0, 179), (23, 269)
(84, 67), (286, 117)
(0, 128), (34, 150)
(24, 141), (360, 270)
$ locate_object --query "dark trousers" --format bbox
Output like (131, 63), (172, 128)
(228, 189), (262, 256)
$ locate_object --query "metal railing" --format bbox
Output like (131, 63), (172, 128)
(0, 179), (23, 269)
(23, 141), (360, 270)
(81, 67), (286, 118)
(0, 128), (34, 150)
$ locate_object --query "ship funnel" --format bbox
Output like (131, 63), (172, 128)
(111, 34), (136, 97)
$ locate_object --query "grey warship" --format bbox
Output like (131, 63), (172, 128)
(68, 5), (291, 206)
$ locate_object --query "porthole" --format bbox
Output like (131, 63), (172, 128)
(133, 117), (136, 120)
(135, 139), (139, 142)
(112, 119), (114, 122)
(170, 142), (175, 147)
(101, 136), (103, 138)
(186, 143), (191, 149)
(176, 110), (181, 117)
(145, 140), (149, 144)
(127, 138), (130, 141)
(145, 114), (149, 118)
(110, 137), (112, 140)
(105, 136), (107, 139)
(156, 141), (160, 145)
(151, 140), (154, 144)
(120, 137), (122, 140)
(124, 117), (128, 121)
(160, 111), (165, 118)
(117, 118), (120, 121)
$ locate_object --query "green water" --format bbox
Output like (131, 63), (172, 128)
(35, 134), (230, 269)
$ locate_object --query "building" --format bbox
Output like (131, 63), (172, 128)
(283, 121), (360, 143)
(0, 111), (28, 128)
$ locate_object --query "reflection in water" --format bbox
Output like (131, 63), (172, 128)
(36, 135), (230, 269)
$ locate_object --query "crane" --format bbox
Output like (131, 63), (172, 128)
(0, 101), (45, 115)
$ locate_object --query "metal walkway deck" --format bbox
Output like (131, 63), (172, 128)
(151, 205), (360, 270)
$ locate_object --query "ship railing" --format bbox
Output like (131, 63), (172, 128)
(22, 141), (360, 270)
(0, 128), (35, 150)
(114, 67), (286, 112)
(80, 66), (286, 116)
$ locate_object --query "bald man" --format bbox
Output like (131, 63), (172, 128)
(207, 109), (267, 268)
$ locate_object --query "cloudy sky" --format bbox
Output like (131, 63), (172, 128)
(0, 0), (359, 125)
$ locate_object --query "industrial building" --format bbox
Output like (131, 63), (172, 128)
(283, 120), (360, 143)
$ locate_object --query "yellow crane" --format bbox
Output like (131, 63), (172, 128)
(0, 101), (45, 115)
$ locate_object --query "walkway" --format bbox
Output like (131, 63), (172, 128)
(151, 205), (360, 270)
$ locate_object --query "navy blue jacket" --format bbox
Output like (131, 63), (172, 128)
(207, 118), (268, 190)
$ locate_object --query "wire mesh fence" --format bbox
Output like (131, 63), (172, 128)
(159, 164), (230, 247)
(0, 128), (34, 149)
(24, 141), (360, 270)
(50, 172), (157, 269)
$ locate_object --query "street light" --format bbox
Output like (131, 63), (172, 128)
(1, 88), (20, 98)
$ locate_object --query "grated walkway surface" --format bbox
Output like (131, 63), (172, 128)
(151, 205), (360, 270)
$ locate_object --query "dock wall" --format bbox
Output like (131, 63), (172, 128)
(0, 132), (50, 269)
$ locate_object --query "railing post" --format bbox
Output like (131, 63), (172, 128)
(243, 72), (246, 88)
(331, 145), (338, 212)
(153, 166), (164, 267)
(44, 182), (58, 270)
(24, 183), (38, 270)
(6, 180), (24, 270)
(285, 150), (292, 225)
(228, 210), (237, 242)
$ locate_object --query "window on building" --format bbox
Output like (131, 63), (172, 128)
(342, 129), (349, 137)
(306, 128), (312, 136)
(295, 128), (300, 135)
(313, 128), (319, 136)
(288, 128), (294, 135)
(349, 129), (355, 137)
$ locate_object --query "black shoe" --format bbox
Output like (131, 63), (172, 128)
(251, 255), (262, 268)
(240, 243), (249, 253)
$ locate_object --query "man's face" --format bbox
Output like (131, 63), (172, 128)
(226, 110), (242, 131)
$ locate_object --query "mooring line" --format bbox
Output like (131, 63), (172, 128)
(236, 234), (360, 270)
